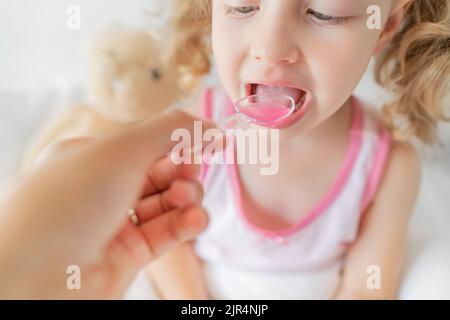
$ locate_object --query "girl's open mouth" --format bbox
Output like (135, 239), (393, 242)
(245, 83), (310, 128)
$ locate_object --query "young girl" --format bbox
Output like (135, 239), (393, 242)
(145, 0), (449, 299)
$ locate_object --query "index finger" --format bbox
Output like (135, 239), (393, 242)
(141, 157), (200, 197)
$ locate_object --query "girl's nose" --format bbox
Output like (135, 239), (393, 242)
(249, 24), (301, 65)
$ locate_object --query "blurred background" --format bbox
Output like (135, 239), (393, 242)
(0, 0), (449, 298)
(0, 0), (172, 180)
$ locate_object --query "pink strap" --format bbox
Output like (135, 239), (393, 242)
(199, 88), (214, 184)
(202, 88), (213, 120)
(361, 128), (391, 212)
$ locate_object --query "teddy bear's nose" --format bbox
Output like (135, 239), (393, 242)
(150, 69), (161, 81)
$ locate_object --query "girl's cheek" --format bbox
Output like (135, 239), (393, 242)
(305, 34), (377, 118)
(313, 29), (380, 89)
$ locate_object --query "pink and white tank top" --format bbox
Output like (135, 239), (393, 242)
(195, 87), (391, 273)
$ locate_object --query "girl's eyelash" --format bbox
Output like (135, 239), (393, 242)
(306, 9), (349, 26)
(226, 5), (259, 16)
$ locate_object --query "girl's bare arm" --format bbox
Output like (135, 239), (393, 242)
(335, 141), (421, 299)
(147, 241), (210, 299)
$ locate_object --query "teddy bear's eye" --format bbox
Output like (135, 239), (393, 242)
(150, 69), (161, 81)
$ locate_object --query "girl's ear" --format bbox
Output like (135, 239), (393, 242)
(374, 0), (413, 55)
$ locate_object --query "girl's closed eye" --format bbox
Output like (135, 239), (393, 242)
(306, 8), (350, 26)
(225, 5), (259, 17)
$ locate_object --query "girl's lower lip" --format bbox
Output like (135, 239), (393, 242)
(272, 93), (310, 129)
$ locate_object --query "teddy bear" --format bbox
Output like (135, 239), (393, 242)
(21, 27), (185, 172)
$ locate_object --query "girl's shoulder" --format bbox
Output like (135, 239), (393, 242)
(354, 97), (420, 160)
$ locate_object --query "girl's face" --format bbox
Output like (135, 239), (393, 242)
(211, 0), (397, 135)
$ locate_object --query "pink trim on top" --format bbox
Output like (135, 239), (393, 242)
(199, 88), (214, 184)
(226, 97), (365, 239)
(360, 127), (391, 212)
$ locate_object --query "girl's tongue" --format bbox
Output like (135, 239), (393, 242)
(254, 84), (302, 105)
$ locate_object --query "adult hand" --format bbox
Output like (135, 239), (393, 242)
(0, 110), (215, 299)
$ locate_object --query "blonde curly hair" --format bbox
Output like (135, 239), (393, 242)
(163, 0), (212, 93)
(375, 0), (450, 144)
(165, 0), (449, 144)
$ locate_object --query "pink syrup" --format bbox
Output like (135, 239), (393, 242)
(239, 102), (293, 128)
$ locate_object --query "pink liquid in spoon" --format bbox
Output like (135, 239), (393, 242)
(240, 102), (292, 127)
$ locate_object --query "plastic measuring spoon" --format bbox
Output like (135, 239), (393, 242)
(222, 93), (296, 129)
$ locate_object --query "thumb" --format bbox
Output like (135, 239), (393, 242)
(90, 109), (217, 176)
